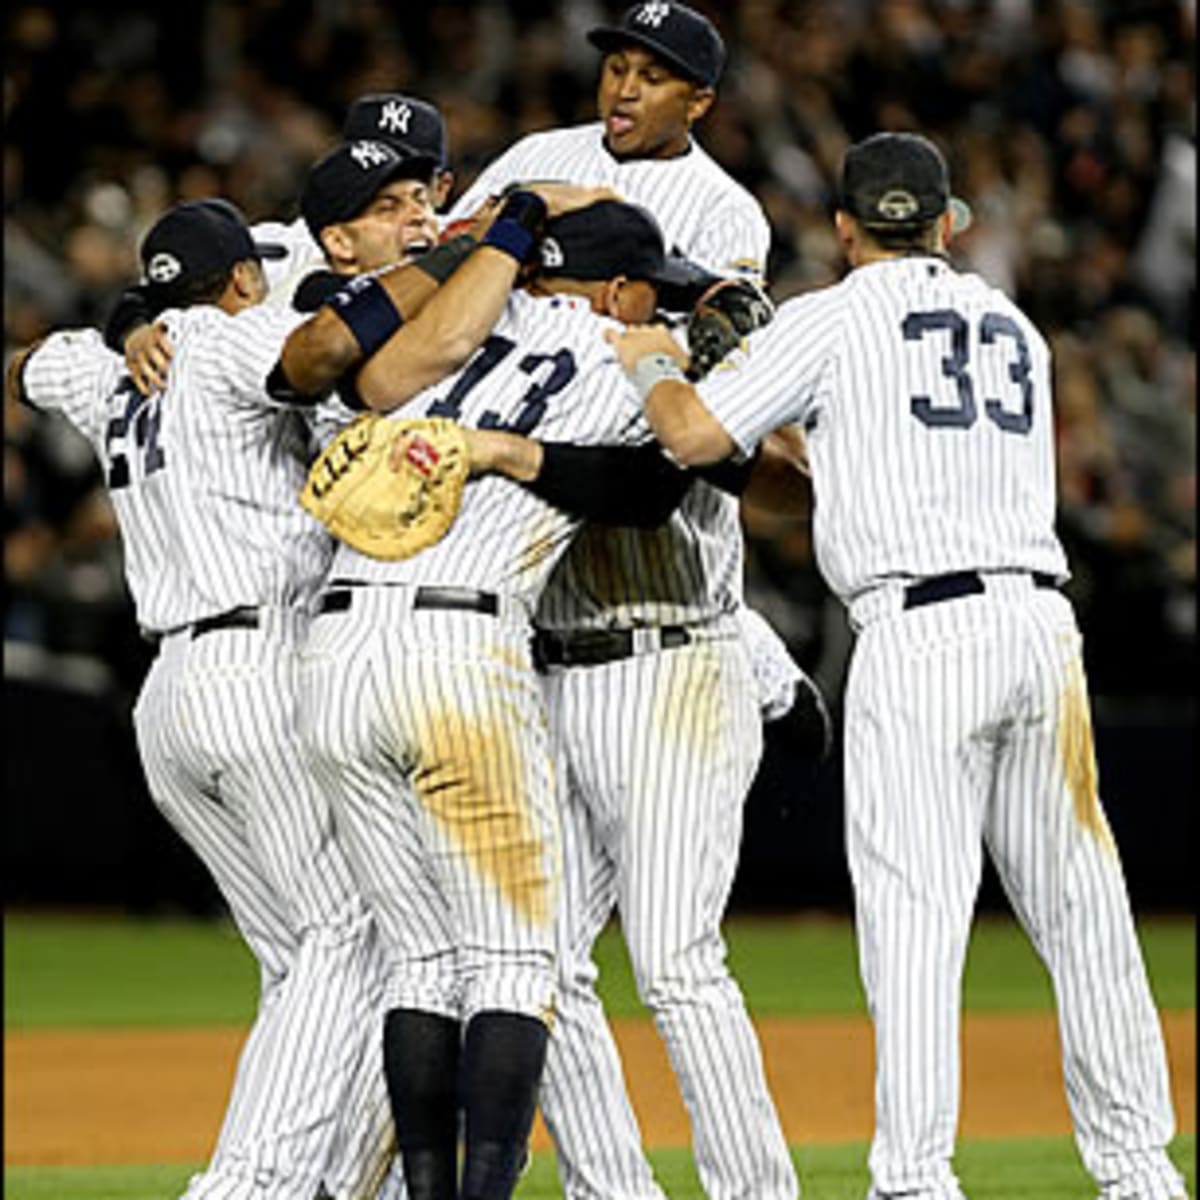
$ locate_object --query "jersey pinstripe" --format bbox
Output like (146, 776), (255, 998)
(326, 289), (650, 604)
(447, 121), (765, 632)
(697, 256), (1070, 606)
(447, 122), (769, 280)
(23, 308), (330, 633)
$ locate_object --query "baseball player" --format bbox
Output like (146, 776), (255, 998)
(297, 198), (709, 1200)
(9, 200), (387, 1200)
(446, 6), (800, 1198)
(611, 131), (1190, 1200)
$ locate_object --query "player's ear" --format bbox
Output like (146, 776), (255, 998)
(320, 224), (354, 270)
(229, 260), (267, 306)
(597, 276), (626, 319)
(686, 86), (715, 127)
(433, 170), (454, 211)
(833, 210), (857, 257)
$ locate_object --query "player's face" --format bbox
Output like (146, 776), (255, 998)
(341, 178), (438, 272)
(597, 47), (714, 160)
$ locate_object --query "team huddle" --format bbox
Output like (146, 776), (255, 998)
(7, 4), (1188, 1200)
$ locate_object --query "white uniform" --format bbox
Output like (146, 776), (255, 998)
(694, 255), (1187, 1200)
(20, 313), (396, 1200)
(300, 290), (656, 1022)
(449, 124), (798, 1200)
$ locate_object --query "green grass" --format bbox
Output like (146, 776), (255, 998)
(5, 911), (1194, 1028)
(4, 1138), (1196, 1200)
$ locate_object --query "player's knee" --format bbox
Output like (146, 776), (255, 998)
(630, 938), (733, 1014)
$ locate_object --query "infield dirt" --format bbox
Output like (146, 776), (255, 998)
(6, 1012), (1195, 1164)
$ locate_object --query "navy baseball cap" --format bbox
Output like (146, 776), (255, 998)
(140, 199), (286, 304)
(535, 200), (700, 292)
(588, 2), (725, 88)
(342, 93), (448, 168)
(840, 132), (972, 233)
(301, 139), (435, 239)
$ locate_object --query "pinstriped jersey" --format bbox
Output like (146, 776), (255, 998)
(696, 256), (1070, 603)
(447, 123), (769, 280)
(22, 305), (332, 633)
(326, 290), (651, 607)
(446, 121), (768, 630)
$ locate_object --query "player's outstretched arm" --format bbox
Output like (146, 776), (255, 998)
(606, 325), (736, 466)
(463, 428), (690, 528)
(354, 183), (619, 412)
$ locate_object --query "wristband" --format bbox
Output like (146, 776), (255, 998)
(324, 275), (403, 357)
(629, 351), (686, 401)
(412, 233), (479, 285)
(482, 190), (548, 263)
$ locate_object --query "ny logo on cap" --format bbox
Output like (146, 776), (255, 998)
(876, 189), (920, 221)
(635, 2), (671, 27)
(147, 252), (182, 283)
(539, 237), (564, 269)
(378, 100), (412, 136)
(349, 140), (393, 169)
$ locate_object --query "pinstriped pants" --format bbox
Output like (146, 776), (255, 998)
(537, 631), (798, 1200)
(133, 617), (392, 1200)
(845, 581), (1184, 1200)
(298, 592), (561, 1026)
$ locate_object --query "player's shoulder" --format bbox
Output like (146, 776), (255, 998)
(682, 140), (764, 211)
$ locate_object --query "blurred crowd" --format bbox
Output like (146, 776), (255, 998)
(5, 0), (1196, 702)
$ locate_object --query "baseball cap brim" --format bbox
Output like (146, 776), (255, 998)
(587, 27), (709, 84)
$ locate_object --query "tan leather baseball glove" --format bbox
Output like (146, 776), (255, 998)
(300, 414), (469, 560)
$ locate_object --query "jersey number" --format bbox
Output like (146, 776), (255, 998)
(104, 377), (165, 489)
(427, 334), (577, 434)
(902, 309), (1034, 434)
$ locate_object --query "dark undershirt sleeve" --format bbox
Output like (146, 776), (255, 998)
(524, 440), (758, 527)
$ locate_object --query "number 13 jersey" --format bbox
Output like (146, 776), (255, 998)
(696, 256), (1069, 603)
(327, 290), (651, 608)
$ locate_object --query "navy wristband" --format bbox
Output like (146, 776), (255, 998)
(483, 219), (537, 262)
(481, 189), (548, 263)
(324, 275), (402, 357)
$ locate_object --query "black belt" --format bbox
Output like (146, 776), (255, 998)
(903, 571), (1059, 610)
(317, 585), (499, 617)
(190, 606), (261, 637)
(531, 626), (691, 671)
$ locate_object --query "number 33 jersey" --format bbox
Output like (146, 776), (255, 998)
(328, 290), (651, 606)
(21, 306), (330, 635)
(697, 257), (1070, 603)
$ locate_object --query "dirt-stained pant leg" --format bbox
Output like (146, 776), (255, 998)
(539, 634), (798, 1200)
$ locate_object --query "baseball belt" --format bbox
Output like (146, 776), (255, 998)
(531, 625), (691, 671)
(903, 570), (1059, 610)
(317, 584), (500, 617)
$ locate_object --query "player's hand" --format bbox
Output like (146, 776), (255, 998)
(125, 321), (173, 395)
(446, 196), (503, 243)
(604, 324), (687, 373)
(521, 182), (622, 218)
